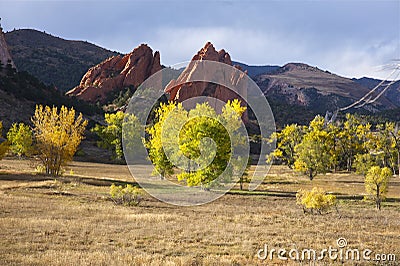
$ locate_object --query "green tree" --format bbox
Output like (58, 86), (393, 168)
(375, 122), (400, 177)
(220, 100), (249, 188)
(325, 122), (341, 172)
(145, 102), (182, 178)
(293, 116), (332, 180)
(369, 123), (397, 172)
(177, 105), (231, 187)
(32, 105), (87, 176)
(357, 122), (400, 177)
(335, 114), (370, 171)
(267, 124), (305, 167)
(92, 111), (141, 161)
(177, 101), (247, 188)
(146, 100), (247, 188)
(389, 123), (400, 177)
(365, 166), (392, 210)
(354, 153), (378, 177)
(7, 123), (33, 157)
(122, 113), (142, 160)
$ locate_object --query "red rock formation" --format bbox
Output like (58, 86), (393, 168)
(0, 24), (16, 69)
(165, 42), (248, 120)
(67, 44), (161, 103)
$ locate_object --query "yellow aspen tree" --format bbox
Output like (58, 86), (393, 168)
(365, 166), (391, 210)
(32, 105), (88, 176)
(293, 116), (332, 180)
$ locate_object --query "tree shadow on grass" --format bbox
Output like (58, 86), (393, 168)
(0, 171), (139, 188)
(0, 172), (53, 182)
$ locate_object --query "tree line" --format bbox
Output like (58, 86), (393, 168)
(268, 113), (400, 178)
(268, 113), (396, 209)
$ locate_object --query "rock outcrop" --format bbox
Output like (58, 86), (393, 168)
(165, 42), (248, 120)
(67, 44), (161, 103)
(0, 24), (16, 69)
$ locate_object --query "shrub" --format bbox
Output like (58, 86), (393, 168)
(296, 187), (337, 215)
(110, 183), (141, 206)
(92, 112), (141, 161)
(7, 122), (33, 157)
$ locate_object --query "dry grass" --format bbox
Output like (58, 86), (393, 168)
(0, 158), (399, 265)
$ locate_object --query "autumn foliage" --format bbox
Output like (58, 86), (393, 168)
(365, 166), (392, 210)
(32, 105), (87, 176)
(296, 187), (337, 215)
(7, 122), (33, 157)
(146, 100), (247, 188)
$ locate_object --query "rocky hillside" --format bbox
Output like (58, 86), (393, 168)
(0, 65), (100, 129)
(254, 63), (396, 114)
(5, 29), (118, 91)
(66, 44), (161, 104)
(354, 77), (400, 107)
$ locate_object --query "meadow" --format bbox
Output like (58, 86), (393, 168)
(0, 158), (399, 265)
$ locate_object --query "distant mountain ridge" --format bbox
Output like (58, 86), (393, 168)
(232, 61), (279, 78)
(5, 29), (119, 91)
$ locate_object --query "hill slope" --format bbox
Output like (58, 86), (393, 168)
(5, 29), (119, 92)
(0, 64), (101, 128)
(254, 63), (396, 114)
(353, 77), (400, 107)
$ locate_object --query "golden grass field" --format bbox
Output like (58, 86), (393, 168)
(0, 158), (399, 265)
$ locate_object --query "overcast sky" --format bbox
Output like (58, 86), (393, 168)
(0, 0), (399, 80)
